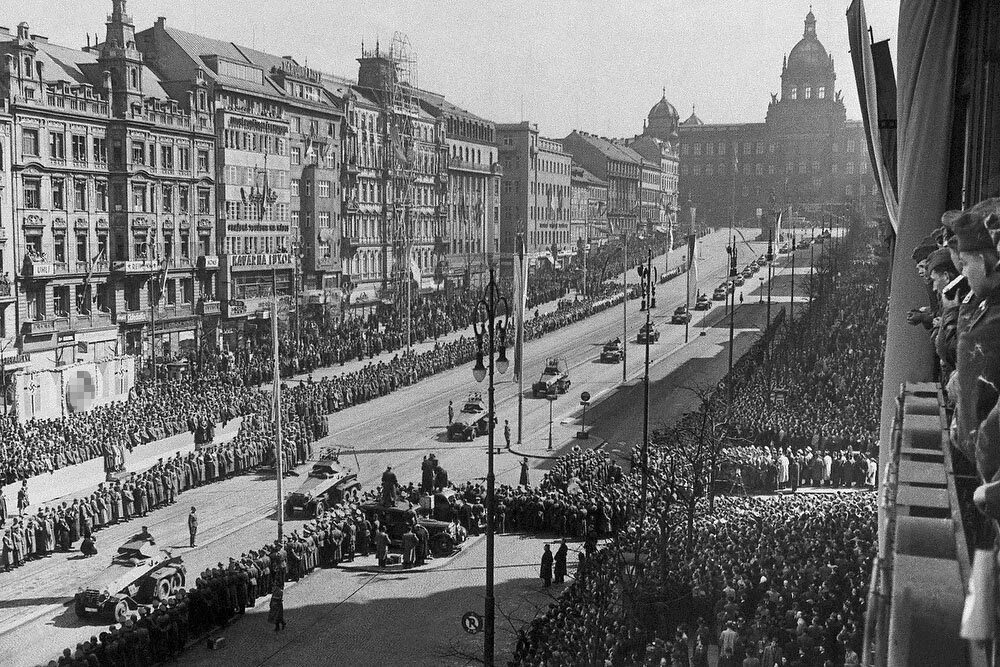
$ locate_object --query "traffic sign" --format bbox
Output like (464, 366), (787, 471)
(580, 391), (591, 403)
(462, 611), (483, 634)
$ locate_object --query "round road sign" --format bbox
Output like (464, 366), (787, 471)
(462, 611), (483, 634)
(581, 391), (591, 403)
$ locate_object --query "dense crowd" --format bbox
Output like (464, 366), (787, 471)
(2, 410), (319, 573)
(513, 492), (874, 667)
(722, 234), (888, 457)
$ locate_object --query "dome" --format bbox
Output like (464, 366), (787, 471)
(785, 10), (832, 75)
(649, 88), (679, 122)
(644, 88), (680, 140)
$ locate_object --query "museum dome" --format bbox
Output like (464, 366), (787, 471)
(785, 9), (833, 76)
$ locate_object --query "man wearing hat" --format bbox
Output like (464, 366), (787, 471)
(908, 240), (939, 329)
(927, 248), (962, 381)
(951, 210), (1000, 475)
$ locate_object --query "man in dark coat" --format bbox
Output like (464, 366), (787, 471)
(540, 543), (553, 587)
(381, 467), (398, 505)
(554, 538), (568, 584)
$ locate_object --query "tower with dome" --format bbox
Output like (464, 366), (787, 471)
(675, 9), (884, 230)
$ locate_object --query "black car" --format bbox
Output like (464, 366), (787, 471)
(694, 295), (712, 311)
(671, 306), (692, 324)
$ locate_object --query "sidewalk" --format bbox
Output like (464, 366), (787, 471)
(1, 418), (244, 513)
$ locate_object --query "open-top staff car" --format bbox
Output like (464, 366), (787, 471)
(360, 499), (461, 557)
(284, 456), (361, 518)
(671, 305), (692, 324)
(694, 294), (713, 310)
(447, 392), (491, 440)
(637, 322), (660, 343)
(532, 358), (571, 397)
(74, 539), (186, 623)
(600, 338), (624, 363)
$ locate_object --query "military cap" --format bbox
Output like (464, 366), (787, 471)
(911, 244), (936, 263)
(926, 248), (957, 276)
(953, 211), (997, 253)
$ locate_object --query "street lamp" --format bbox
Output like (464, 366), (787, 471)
(471, 266), (510, 667)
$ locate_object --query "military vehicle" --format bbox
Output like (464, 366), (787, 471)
(637, 322), (660, 344)
(74, 538), (186, 623)
(713, 286), (728, 301)
(600, 339), (624, 363)
(532, 358), (571, 397)
(671, 305), (692, 324)
(694, 294), (712, 311)
(284, 456), (361, 518)
(360, 500), (461, 556)
(447, 392), (491, 441)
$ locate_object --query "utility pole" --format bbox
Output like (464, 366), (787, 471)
(790, 236), (796, 323)
(272, 268), (284, 542)
(621, 228), (628, 383)
(636, 247), (654, 578)
(727, 236), (737, 408)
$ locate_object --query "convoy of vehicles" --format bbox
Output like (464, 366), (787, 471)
(284, 456), (361, 518)
(532, 358), (571, 397)
(447, 392), (492, 440)
(74, 539), (186, 623)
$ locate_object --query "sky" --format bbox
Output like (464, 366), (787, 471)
(8, 0), (900, 138)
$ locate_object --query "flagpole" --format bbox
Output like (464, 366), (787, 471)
(516, 233), (525, 445)
(272, 267), (284, 542)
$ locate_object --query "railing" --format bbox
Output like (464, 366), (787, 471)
(866, 382), (986, 667)
(22, 318), (57, 335)
(72, 311), (113, 329)
(23, 258), (55, 278)
(112, 259), (158, 274)
(197, 300), (221, 316)
(0, 282), (12, 299)
(448, 157), (494, 174)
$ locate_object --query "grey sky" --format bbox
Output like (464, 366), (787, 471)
(10, 0), (899, 137)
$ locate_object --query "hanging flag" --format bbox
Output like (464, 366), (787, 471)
(304, 139), (317, 164)
(513, 235), (528, 381)
(686, 234), (699, 305)
(157, 257), (170, 306)
(409, 255), (421, 284)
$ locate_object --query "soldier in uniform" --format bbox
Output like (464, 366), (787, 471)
(951, 211), (1000, 476)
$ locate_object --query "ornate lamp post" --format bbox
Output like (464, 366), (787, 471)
(471, 266), (510, 667)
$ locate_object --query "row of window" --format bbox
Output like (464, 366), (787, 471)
(681, 139), (859, 157)
(20, 129), (211, 174)
(682, 160), (869, 177)
(735, 181), (869, 198)
(345, 215), (440, 242)
(787, 85), (827, 100)
(290, 179), (332, 198)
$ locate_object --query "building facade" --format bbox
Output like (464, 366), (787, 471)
(497, 121), (572, 262)
(420, 96), (500, 287)
(561, 130), (642, 237)
(0, 5), (217, 371)
(569, 163), (608, 249)
(677, 10), (883, 228)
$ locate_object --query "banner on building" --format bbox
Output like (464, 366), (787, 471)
(686, 234), (699, 305)
(513, 235), (528, 381)
(13, 355), (136, 423)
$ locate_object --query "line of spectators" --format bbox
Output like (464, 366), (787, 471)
(2, 409), (318, 574)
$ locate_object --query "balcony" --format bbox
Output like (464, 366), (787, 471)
(198, 254), (220, 270)
(448, 157), (496, 174)
(197, 299), (221, 316)
(168, 257), (194, 270)
(22, 317), (68, 335)
(116, 310), (149, 325)
(23, 256), (55, 278)
(112, 259), (159, 274)
(0, 281), (12, 302)
(345, 160), (360, 175)
(154, 304), (194, 321)
(343, 198), (359, 214)
(72, 311), (114, 330)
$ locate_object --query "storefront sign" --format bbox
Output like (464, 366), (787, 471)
(229, 253), (291, 268)
(226, 116), (288, 135)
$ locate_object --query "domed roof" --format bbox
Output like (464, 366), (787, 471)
(648, 88), (679, 122)
(785, 9), (832, 75)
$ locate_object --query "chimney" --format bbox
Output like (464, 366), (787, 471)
(156, 17), (166, 27)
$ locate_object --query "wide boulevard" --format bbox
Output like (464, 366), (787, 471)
(0, 227), (826, 665)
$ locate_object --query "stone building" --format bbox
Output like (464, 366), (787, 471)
(677, 10), (883, 229)
(497, 121), (573, 263)
(560, 130), (643, 236)
(0, 3), (216, 369)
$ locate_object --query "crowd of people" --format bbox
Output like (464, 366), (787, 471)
(2, 410), (319, 573)
(721, 232), (888, 459)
